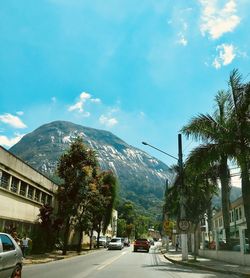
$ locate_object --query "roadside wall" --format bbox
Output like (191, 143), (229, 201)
(198, 249), (250, 266)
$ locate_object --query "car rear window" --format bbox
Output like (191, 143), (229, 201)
(136, 239), (148, 242)
(110, 238), (120, 242)
(0, 235), (15, 252)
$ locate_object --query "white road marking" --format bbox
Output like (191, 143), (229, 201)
(97, 251), (128, 270)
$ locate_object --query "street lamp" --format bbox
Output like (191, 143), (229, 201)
(142, 134), (189, 261)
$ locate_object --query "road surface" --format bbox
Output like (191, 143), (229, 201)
(23, 245), (239, 278)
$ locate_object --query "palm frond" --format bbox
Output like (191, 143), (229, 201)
(185, 143), (221, 173)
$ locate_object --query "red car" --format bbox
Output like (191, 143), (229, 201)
(133, 238), (150, 252)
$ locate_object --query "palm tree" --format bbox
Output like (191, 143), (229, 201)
(228, 69), (250, 241)
(184, 164), (218, 260)
(164, 162), (218, 259)
(181, 91), (232, 248)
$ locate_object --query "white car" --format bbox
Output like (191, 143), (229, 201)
(99, 236), (108, 248)
(0, 232), (23, 278)
(108, 238), (124, 250)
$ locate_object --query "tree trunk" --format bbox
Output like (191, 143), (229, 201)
(219, 156), (231, 249)
(97, 223), (101, 249)
(62, 219), (70, 255)
(89, 229), (93, 250)
(240, 161), (250, 245)
(77, 227), (83, 253)
(207, 199), (213, 245)
(193, 223), (198, 261)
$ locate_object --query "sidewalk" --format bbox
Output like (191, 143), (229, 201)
(162, 247), (250, 277)
(23, 249), (100, 265)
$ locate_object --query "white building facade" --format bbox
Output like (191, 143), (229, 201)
(0, 146), (58, 234)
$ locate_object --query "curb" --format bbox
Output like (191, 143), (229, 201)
(163, 254), (250, 278)
(23, 249), (101, 265)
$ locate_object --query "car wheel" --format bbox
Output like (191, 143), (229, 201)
(11, 265), (22, 278)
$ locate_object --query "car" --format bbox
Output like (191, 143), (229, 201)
(108, 237), (124, 250)
(133, 238), (150, 252)
(0, 232), (23, 278)
(99, 236), (108, 248)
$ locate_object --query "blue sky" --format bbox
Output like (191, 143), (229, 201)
(0, 0), (250, 166)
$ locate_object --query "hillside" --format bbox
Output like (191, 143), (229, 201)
(10, 121), (174, 220)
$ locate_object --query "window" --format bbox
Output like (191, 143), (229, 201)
(0, 234), (15, 252)
(11, 177), (19, 193)
(20, 182), (27, 196)
(236, 209), (239, 221)
(219, 218), (223, 227)
(0, 171), (10, 189)
(239, 207), (242, 219)
(215, 220), (218, 228)
(41, 192), (46, 204)
(47, 195), (52, 206)
(28, 186), (34, 199)
(35, 190), (40, 202)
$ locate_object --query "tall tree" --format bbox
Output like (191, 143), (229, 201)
(165, 163), (218, 259)
(57, 137), (98, 255)
(181, 91), (232, 248)
(228, 69), (250, 240)
(100, 171), (118, 234)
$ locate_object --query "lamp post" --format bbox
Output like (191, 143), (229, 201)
(142, 134), (189, 261)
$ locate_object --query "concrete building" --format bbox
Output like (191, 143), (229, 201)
(0, 146), (58, 234)
(0, 145), (118, 250)
(212, 196), (245, 240)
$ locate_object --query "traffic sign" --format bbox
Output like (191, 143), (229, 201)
(178, 219), (190, 232)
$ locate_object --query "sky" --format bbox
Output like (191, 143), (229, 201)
(0, 0), (250, 168)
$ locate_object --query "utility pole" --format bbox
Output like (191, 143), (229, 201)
(178, 134), (188, 261)
(142, 135), (189, 261)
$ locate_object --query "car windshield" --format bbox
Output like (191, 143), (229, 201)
(110, 238), (120, 242)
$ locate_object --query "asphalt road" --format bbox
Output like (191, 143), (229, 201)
(23, 245), (239, 278)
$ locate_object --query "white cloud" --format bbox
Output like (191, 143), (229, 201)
(0, 113), (27, 128)
(177, 33), (188, 46)
(16, 111), (24, 116)
(79, 92), (91, 100)
(183, 22), (188, 31)
(83, 112), (91, 117)
(51, 96), (57, 103)
(68, 91), (100, 114)
(68, 101), (84, 113)
(99, 115), (118, 127)
(200, 0), (240, 39)
(139, 111), (145, 118)
(212, 43), (236, 69)
(0, 133), (25, 148)
(90, 98), (101, 103)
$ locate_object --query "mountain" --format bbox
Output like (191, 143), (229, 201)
(10, 121), (173, 219)
(212, 186), (242, 209)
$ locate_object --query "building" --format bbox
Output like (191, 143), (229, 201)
(105, 209), (118, 238)
(0, 145), (118, 248)
(0, 146), (58, 234)
(212, 196), (245, 240)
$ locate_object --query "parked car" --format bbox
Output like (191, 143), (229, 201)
(232, 243), (249, 252)
(108, 238), (124, 250)
(99, 236), (108, 248)
(0, 232), (23, 278)
(133, 238), (150, 252)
